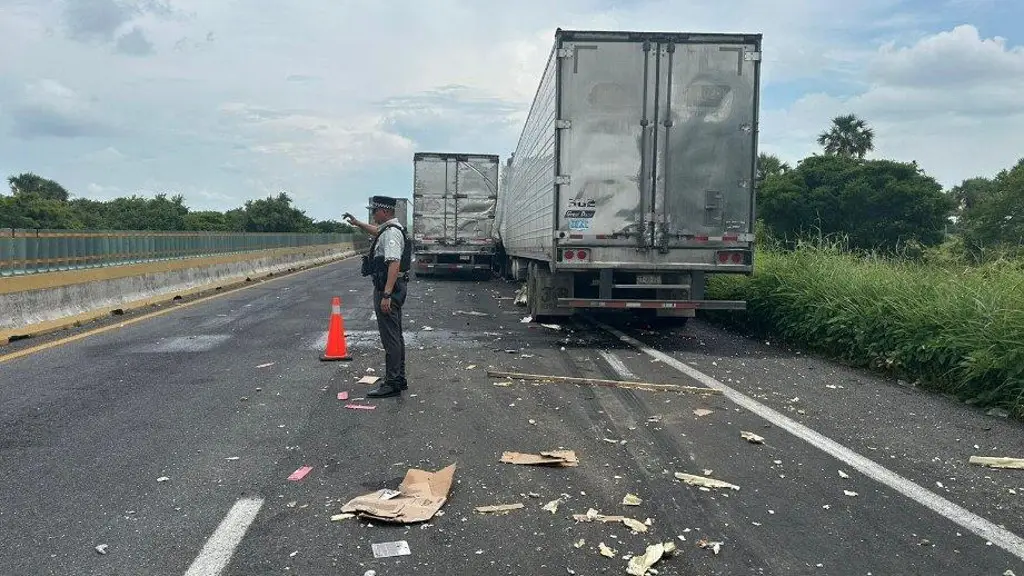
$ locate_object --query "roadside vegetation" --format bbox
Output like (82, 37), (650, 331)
(708, 115), (1024, 417)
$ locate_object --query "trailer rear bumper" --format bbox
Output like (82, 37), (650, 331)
(416, 262), (491, 272)
(558, 298), (746, 310)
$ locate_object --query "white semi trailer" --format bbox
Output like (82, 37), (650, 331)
(497, 28), (763, 321)
(412, 152), (499, 277)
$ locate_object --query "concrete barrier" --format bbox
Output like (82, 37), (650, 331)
(0, 242), (364, 342)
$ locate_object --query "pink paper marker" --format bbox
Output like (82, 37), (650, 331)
(287, 466), (313, 481)
(345, 404), (376, 410)
(337, 391), (349, 400)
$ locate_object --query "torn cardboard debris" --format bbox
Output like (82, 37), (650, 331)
(693, 408), (714, 417)
(358, 376), (381, 385)
(626, 542), (676, 575)
(622, 493), (643, 506)
(573, 509), (647, 533)
(501, 450), (579, 467)
(340, 464), (456, 524)
(675, 472), (740, 491)
(741, 431), (765, 444)
(969, 456), (1024, 470)
(474, 503), (524, 515)
(599, 542), (616, 558)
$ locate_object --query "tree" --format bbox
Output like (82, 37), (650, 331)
(240, 192), (316, 233)
(758, 154), (953, 253)
(757, 153), (790, 186)
(817, 114), (875, 160)
(7, 172), (71, 202)
(958, 158), (1024, 252)
(312, 219), (356, 234)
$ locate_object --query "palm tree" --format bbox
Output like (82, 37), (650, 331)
(756, 152), (790, 185)
(817, 114), (875, 160)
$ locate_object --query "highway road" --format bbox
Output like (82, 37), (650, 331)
(1, 255), (1022, 575)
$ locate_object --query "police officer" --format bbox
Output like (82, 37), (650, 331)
(343, 196), (409, 398)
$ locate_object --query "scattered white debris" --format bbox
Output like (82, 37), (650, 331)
(675, 472), (740, 491)
(599, 542), (617, 558)
(521, 316), (533, 324)
(622, 493), (643, 506)
(156, 476), (170, 483)
(574, 539), (586, 549)
(330, 513), (355, 522)
(843, 490), (859, 497)
(698, 538), (723, 555)
(95, 544), (108, 555)
(693, 409), (713, 417)
(740, 431), (765, 444)
(626, 542), (676, 575)
(225, 457), (239, 461)
(838, 470), (850, 479)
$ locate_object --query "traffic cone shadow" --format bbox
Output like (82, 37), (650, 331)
(320, 296), (352, 362)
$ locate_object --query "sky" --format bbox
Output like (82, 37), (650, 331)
(1, 0), (1023, 222)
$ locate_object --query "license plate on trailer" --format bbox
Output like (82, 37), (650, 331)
(459, 254), (471, 262)
(636, 274), (661, 285)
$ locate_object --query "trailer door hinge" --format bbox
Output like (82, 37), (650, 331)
(555, 119), (571, 129)
(557, 48), (574, 58)
(743, 51), (762, 61)
(554, 175), (571, 185)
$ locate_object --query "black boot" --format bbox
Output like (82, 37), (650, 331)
(367, 381), (401, 398)
(399, 378), (408, 390)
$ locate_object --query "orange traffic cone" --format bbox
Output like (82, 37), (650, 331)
(320, 296), (352, 362)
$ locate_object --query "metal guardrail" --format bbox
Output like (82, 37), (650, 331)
(0, 228), (366, 277)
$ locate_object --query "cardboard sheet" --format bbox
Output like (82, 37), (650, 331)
(340, 464), (456, 523)
(500, 450), (579, 467)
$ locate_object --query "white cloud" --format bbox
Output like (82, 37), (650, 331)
(1, 1), (1023, 220)
(762, 24), (1024, 186)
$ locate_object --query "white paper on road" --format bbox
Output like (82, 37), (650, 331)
(371, 540), (411, 558)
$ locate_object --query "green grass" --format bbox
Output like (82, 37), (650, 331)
(703, 242), (1024, 417)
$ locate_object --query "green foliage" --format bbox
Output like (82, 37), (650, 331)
(817, 114), (875, 159)
(756, 152), (790, 186)
(956, 158), (1024, 255)
(7, 172), (71, 202)
(706, 242), (1024, 417)
(1, 174), (345, 233)
(758, 154), (954, 253)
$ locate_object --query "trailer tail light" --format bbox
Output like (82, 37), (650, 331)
(564, 250), (575, 260)
(716, 250), (750, 265)
(576, 249), (589, 260)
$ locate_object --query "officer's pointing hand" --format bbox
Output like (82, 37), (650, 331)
(342, 212), (355, 223)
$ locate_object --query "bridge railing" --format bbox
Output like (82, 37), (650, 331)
(0, 228), (366, 277)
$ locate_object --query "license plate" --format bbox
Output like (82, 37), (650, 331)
(459, 254), (471, 262)
(636, 274), (661, 285)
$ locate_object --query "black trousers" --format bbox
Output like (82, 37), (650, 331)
(373, 281), (407, 387)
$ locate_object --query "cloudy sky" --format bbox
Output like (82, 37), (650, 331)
(1, 0), (1023, 222)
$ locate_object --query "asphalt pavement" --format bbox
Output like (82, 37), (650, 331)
(1, 255), (1021, 575)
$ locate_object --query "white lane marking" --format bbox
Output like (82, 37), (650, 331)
(599, 350), (638, 381)
(183, 497), (264, 576)
(593, 319), (1024, 562)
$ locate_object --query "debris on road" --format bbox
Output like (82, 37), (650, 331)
(540, 323), (562, 330)
(474, 503), (525, 515)
(574, 539), (586, 549)
(371, 540), (411, 559)
(466, 365), (477, 370)
(501, 450), (579, 467)
(287, 466), (313, 481)
(693, 409), (714, 417)
(969, 456), (1024, 469)
(95, 544), (108, 555)
(572, 509), (648, 533)
(599, 542), (617, 558)
(698, 538), (723, 555)
(330, 513), (355, 522)
(493, 382), (512, 387)
(255, 362), (275, 368)
(844, 490), (859, 497)
(675, 472), (740, 491)
(345, 404), (376, 410)
(156, 476), (170, 482)
(839, 470), (850, 478)
(454, 310), (489, 317)
(486, 369), (720, 395)
(340, 464), (456, 523)
(626, 541), (677, 575)
(514, 287), (528, 306)
(521, 316), (533, 323)
(358, 376), (380, 385)
(740, 431), (765, 444)
(622, 493), (643, 506)
(337, 391), (349, 400)
(225, 456), (239, 461)
(542, 497), (563, 513)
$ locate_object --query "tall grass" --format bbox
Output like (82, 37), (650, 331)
(704, 241), (1024, 417)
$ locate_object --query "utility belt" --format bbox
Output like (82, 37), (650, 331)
(362, 254), (409, 292)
